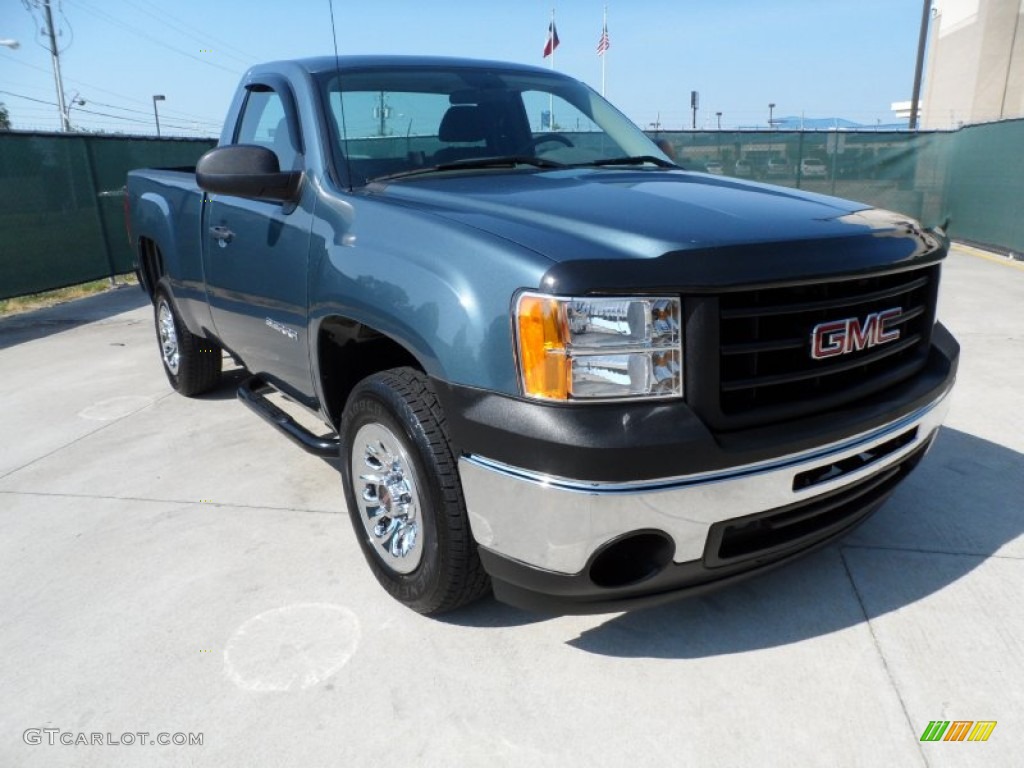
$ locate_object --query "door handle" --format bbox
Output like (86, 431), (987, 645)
(209, 225), (235, 246)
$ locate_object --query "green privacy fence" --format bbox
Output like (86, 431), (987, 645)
(0, 133), (216, 300)
(654, 119), (1024, 257)
(940, 119), (1024, 255)
(1, 120), (1021, 300)
(654, 129), (944, 226)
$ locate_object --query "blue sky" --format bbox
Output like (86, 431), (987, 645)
(1, 0), (927, 135)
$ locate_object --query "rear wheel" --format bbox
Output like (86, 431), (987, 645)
(339, 367), (489, 614)
(154, 282), (222, 396)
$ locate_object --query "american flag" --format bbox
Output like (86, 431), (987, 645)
(597, 22), (610, 56)
(543, 21), (560, 58)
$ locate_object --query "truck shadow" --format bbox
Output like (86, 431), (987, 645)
(0, 286), (149, 350)
(195, 365), (250, 401)
(446, 428), (1024, 643)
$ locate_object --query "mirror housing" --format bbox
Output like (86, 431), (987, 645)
(196, 144), (301, 203)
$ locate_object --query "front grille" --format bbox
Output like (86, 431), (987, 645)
(713, 266), (938, 425)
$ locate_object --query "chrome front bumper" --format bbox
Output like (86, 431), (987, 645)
(459, 393), (951, 575)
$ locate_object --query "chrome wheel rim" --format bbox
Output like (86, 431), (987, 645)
(157, 301), (180, 376)
(351, 422), (423, 573)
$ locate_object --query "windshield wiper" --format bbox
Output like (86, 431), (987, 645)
(571, 155), (678, 169)
(371, 155), (566, 182)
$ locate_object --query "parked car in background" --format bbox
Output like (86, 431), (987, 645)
(705, 160), (725, 175)
(766, 157), (791, 178)
(733, 159), (753, 177)
(801, 157), (827, 178)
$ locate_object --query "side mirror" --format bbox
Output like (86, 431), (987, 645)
(196, 144), (301, 203)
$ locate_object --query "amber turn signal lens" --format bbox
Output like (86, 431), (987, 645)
(516, 295), (569, 400)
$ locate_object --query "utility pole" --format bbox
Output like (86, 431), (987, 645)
(40, 0), (70, 132)
(690, 91), (699, 130)
(375, 91), (391, 136)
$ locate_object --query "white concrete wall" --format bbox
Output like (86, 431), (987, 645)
(922, 0), (1024, 128)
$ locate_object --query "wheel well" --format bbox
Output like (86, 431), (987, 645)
(137, 237), (163, 297)
(318, 317), (423, 427)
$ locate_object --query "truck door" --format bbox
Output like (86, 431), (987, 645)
(203, 80), (315, 401)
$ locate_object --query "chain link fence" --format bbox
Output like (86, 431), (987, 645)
(1, 119), (1020, 300)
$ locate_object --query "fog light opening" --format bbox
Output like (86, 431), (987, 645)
(588, 531), (674, 589)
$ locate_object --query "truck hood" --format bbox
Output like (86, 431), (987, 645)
(371, 169), (944, 291)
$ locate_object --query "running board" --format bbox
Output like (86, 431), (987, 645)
(237, 377), (339, 458)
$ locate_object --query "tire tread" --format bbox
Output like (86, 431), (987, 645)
(155, 283), (222, 397)
(341, 367), (490, 614)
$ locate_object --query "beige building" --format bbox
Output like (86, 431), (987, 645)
(921, 0), (1024, 128)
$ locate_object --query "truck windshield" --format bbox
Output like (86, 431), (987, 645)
(316, 66), (668, 185)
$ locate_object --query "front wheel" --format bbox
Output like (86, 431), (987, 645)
(339, 368), (489, 614)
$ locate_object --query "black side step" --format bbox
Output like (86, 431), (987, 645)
(237, 376), (339, 458)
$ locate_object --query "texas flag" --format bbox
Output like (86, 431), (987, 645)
(543, 21), (560, 58)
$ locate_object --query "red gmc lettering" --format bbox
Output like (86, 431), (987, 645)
(811, 308), (903, 360)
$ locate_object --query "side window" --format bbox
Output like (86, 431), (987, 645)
(236, 88), (300, 171)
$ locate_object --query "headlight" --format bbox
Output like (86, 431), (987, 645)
(515, 293), (683, 402)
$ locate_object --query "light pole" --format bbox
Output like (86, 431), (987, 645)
(152, 94), (165, 137)
(64, 91), (85, 130)
(768, 102), (776, 129)
(716, 111), (722, 130)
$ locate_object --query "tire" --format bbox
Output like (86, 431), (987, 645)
(153, 282), (222, 396)
(339, 367), (490, 614)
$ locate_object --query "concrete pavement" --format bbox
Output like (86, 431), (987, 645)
(1, 246), (1021, 767)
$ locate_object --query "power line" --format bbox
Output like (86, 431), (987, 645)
(74, 105), (210, 130)
(0, 89), (216, 133)
(20, 0), (75, 53)
(56, 0), (75, 53)
(0, 51), (223, 126)
(119, 0), (256, 67)
(133, 0), (258, 63)
(0, 89), (60, 106)
(83, 97), (220, 126)
(63, 0), (242, 76)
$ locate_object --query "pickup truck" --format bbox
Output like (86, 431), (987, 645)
(126, 56), (959, 615)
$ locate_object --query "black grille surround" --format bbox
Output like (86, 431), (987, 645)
(684, 265), (940, 431)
